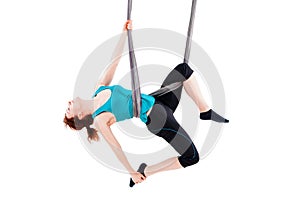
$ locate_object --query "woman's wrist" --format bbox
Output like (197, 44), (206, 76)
(128, 167), (136, 174)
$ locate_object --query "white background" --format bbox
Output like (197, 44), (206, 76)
(1, 0), (299, 199)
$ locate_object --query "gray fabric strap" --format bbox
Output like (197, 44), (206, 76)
(150, 0), (197, 97)
(126, 0), (197, 108)
(127, 0), (141, 118)
(184, 0), (197, 64)
(149, 82), (183, 97)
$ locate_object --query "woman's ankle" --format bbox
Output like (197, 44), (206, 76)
(200, 106), (210, 113)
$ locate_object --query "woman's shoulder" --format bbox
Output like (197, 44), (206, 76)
(94, 112), (117, 127)
(94, 84), (121, 90)
(93, 84), (113, 97)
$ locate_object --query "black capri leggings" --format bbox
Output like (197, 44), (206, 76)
(146, 63), (200, 168)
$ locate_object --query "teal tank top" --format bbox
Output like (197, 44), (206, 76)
(92, 85), (155, 123)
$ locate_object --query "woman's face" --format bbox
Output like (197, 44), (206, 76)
(65, 97), (80, 118)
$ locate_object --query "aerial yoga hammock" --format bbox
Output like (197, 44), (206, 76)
(127, 0), (197, 118)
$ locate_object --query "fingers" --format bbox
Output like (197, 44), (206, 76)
(134, 178), (142, 184)
(123, 20), (133, 31)
(133, 173), (146, 184)
(126, 19), (132, 25)
(126, 22), (132, 30)
(135, 178), (144, 184)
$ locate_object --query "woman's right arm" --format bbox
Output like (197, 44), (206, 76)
(95, 20), (132, 88)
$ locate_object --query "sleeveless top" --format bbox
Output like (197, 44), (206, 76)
(92, 85), (155, 123)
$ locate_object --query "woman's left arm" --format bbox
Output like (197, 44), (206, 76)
(96, 20), (132, 88)
(95, 115), (135, 173)
(94, 115), (145, 184)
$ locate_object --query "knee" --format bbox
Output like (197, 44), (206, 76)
(178, 151), (200, 168)
(175, 63), (194, 80)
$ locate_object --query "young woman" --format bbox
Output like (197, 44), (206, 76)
(64, 20), (229, 187)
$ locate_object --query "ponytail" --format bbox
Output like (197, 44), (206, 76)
(86, 125), (99, 143)
(64, 114), (99, 143)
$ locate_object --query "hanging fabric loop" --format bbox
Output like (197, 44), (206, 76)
(151, 0), (198, 96)
(126, 0), (198, 114)
(127, 0), (142, 118)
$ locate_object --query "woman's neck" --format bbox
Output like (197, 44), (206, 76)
(80, 99), (94, 116)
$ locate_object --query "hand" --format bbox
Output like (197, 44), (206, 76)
(130, 171), (146, 184)
(123, 20), (132, 31)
